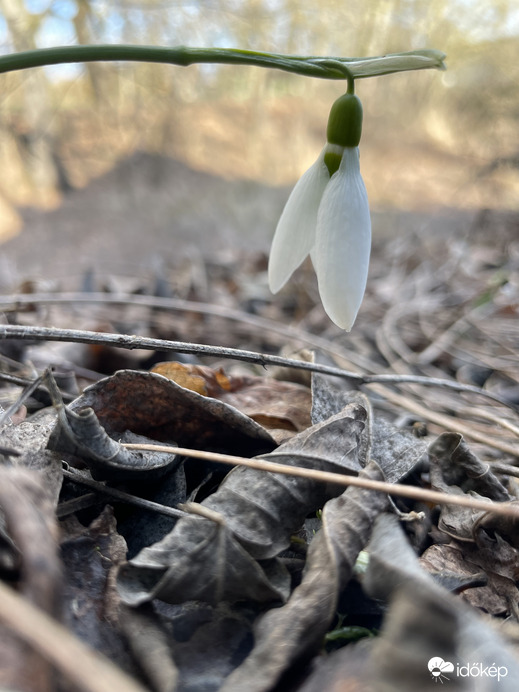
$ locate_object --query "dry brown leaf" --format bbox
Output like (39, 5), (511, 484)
(420, 543), (506, 615)
(152, 361), (312, 442)
(59, 507), (139, 679)
(65, 369), (276, 454)
(363, 514), (519, 690)
(425, 432), (519, 618)
(222, 378), (312, 442)
(48, 403), (181, 482)
(428, 433), (510, 501)
(1, 409), (62, 506)
(151, 361), (232, 396)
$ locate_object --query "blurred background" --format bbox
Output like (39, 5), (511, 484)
(0, 0), (518, 284)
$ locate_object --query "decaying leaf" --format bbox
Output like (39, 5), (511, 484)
(362, 514), (519, 691)
(218, 403), (369, 559)
(220, 378), (312, 442)
(433, 484), (493, 542)
(48, 402), (181, 482)
(371, 414), (428, 484)
(60, 507), (137, 675)
(420, 543), (506, 615)
(424, 432), (519, 619)
(151, 361), (233, 396)
(428, 432), (510, 501)
(145, 600), (256, 692)
(0, 409), (62, 505)
(312, 372), (428, 483)
(118, 605), (179, 692)
(219, 462), (389, 692)
(118, 403), (369, 606)
(118, 504), (292, 606)
(473, 503), (519, 551)
(152, 361), (312, 442)
(462, 528), (519, 618)
(365, 581), (465, 691)
(66, 369), (277, 454)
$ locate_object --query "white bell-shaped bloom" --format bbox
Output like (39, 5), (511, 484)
(268, 146), (329, 294)
(268, 143), (371, 331)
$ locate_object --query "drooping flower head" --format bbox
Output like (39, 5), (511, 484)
(268, 86), (370, 331)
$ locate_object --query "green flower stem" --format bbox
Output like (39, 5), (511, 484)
(324, 625), (376, 643)
(0, 44), (445, 80)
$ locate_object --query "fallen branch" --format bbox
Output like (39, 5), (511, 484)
(0, 324), (515, 411)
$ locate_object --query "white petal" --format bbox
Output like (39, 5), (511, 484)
(268, 148), (329, 293)
(313, 147), (371, 331)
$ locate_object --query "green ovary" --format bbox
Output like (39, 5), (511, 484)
(326, 93), (363, 148)
(324, 150), (343, 177)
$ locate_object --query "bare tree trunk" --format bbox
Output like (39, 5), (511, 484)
(0, 0), (67, 200)
(72, 0), (105, 102)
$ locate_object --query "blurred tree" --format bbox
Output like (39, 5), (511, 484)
(0, 0), (68, 202)
(0, 0), (517, 219)
(72, 0), (105, 101)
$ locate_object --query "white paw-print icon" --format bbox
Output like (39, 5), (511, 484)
(428, 657), (454, 683)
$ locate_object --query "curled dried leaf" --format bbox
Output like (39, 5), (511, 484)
(153, 361), (312, 442)
(219, 462), (388, 692)
(428, 432), (510, 501)
(363, 515), (519, 688)
(48, 404), (180, 482)
(311, 372), (427, 483)
(117, 510), (291, 606)
(118, 403), (368, 606)
(68, 369), (276, 454)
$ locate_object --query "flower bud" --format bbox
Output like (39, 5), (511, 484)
(326, 93), (363, 148)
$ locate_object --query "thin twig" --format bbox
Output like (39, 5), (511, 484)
(0, 372), (44, 429)
(368, 383), (519, 456)
(61, 468), (187, 519)
(0, 446), (21, 457)
(123, 443), (519, 518)
(416, 312), (473, 366)
(456, 406), (519, 438)
(491, 463), (519, 478)
(0, 291), (377, 372)
(0, 372), (76, 401)
(57, 492), (101, 517)
(0, 324), (516, 412)
(0, 290), (469, 384)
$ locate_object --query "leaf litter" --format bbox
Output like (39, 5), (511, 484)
(0, 222), (519, 690)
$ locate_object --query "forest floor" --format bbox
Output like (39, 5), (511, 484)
(0, 150), (519, 691)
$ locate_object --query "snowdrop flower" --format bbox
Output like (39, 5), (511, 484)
(268, 90), (370, 331)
